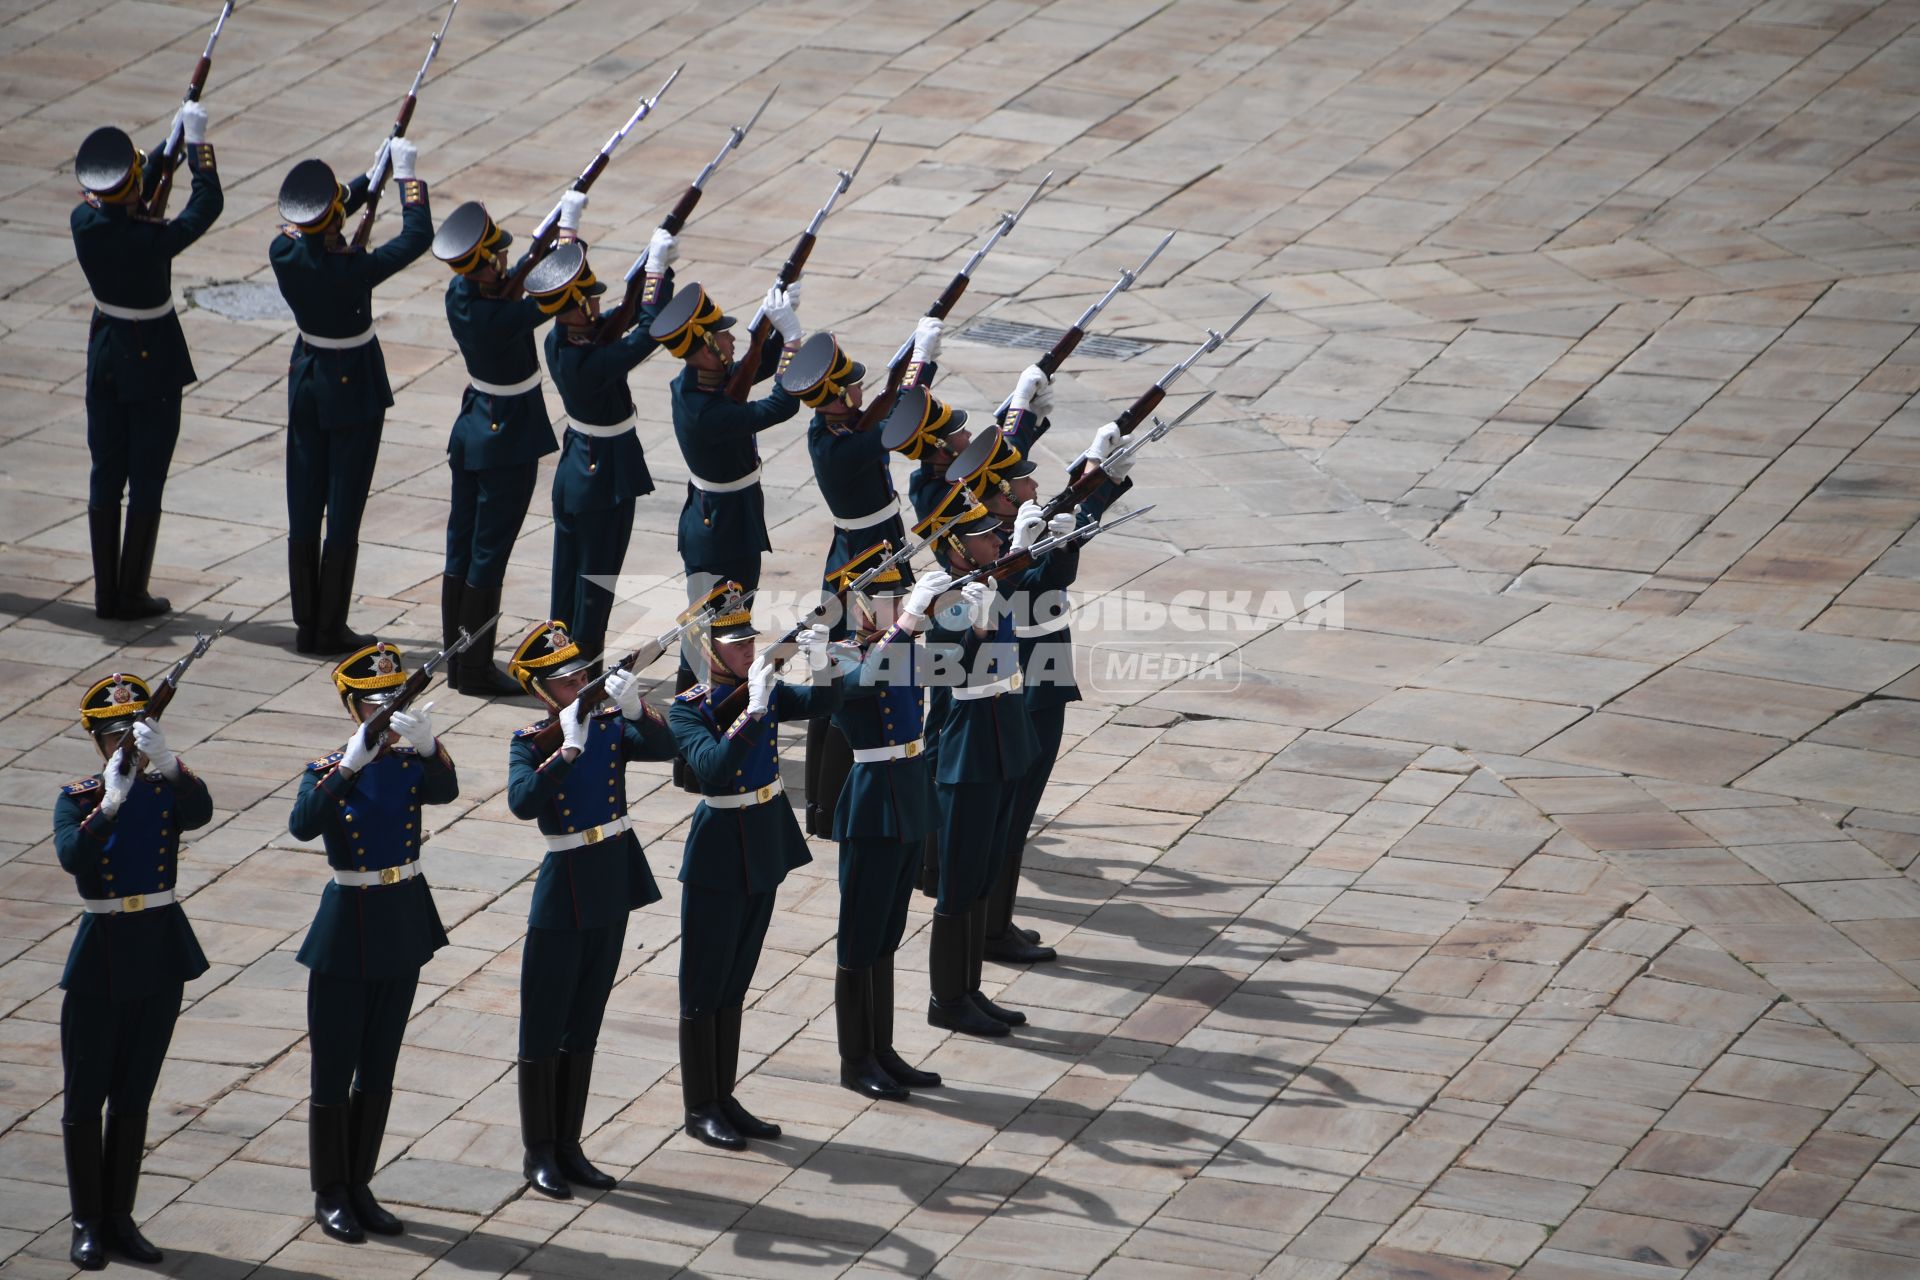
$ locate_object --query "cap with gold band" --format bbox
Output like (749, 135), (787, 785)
(524, 242), (607, 316)
(707, 584), (757, 645)
(279, 158), (349, 232)
(779, 332), (866, 408)
(879, 386), (969, 459)
(948, 427), (1035, 500)
(332, 642), (407, 714)
(80, 673), (152, 734)
(76, 127), (144, 203)
(508, 619), (594, 702)
(647, 283), (734, 359)
(914, 483), (1001, 551)
(433, 200), (514, 274)
(827, 539), (914, 599)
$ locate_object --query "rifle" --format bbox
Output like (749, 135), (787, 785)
(596, 84), (776, 343)
(950, 505), (1155, 591)
(501, 66), (682, 300)
(526, 581), (744, 755)
(355, 614), (495, 750)
(1038, 391), (1213, 522)
(851, 171), (1053, 433)
(1110, 293), (1266, 436)
(114, 626), (223, 778)
(995, 231), (1173, 421)
(722, 127), (880, 402)
(142, 0), (233, 220)
(350, 0), (459, 251)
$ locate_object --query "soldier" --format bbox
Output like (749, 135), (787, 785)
(668, 597), (839, 1148)
(53, 676), (213, 1269)
(822, 546), (951, 1099)
(427, 192), (586, 695)
(289, 644), (457, 1243)
(270, 143), (433, 656)
(526, 227), (678, 662)
(504, 620), (678, 1199)
(869, 318), (965, 524)
(70, 103), (223, 621)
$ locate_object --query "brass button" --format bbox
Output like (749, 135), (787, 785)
(491, 422), (500, 432)
(562, 808), (571, 816)
(340, 376), (350, 384)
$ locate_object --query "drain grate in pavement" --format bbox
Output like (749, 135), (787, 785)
(187, 281), (293, 323)
(957, 318), (1156, 360)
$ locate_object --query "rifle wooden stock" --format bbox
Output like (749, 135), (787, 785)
(722, 231), (817, 402)
(357, 663), (432, 748)
(113, 681), (180, 778)
(661, 184), (703, 236)
(1038, 466), (1109, 523)
(524, 636), (666, 755)
(1037, 326), (1085, 379)
(500, 142), (613, 297)
(143, 52), (213, 220)
(1112, 384), (1166, 436)
(709, 595), (843, 731)
(850, 271), (974, 433)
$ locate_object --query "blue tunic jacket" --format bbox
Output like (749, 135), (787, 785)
(829, 623), (935, 841)
(443, 274), (557, 472)
(546, 272), (674, 515)
(924, 579), (1040, 785)
(670, 343), (799, 568)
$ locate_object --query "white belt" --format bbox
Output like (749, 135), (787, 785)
(688, 467), (762, 494)
(952, 672), (1023, 701)
(470, 370), (543, 397)
(566, 412), (637, 439)
(702, 778), (784, 809)
(299, 324), (376, 350)
(1015, 615), (1072, 639)
(93, 297), (176, 322)
(333, 862), (419, 888)
(833, 496), (901, 530)
(852, 739), (923, 764)
(81, 889), (176, 914)
(543, 816), (631, 852)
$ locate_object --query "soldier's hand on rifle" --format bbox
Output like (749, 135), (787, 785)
(763, 285), (802, 343)
(101, 750), (136, 816)
(133, 722), (179, 779)
(911, 316), (942, 363)
(391, 139), (418, 180)
(339, 724), (379, 776)
(559, 191), (589, 234)
(960, 581), (995, 633)
(1009, 364), (1051, 420)
(746, 655), (777, 717)
(1081, 421), (1121, 466)
(1010, 500), (1045, 552)
(391, 702), (436, 754)
(645, 227), (677, 272)
(605, 669), (646, 720)
(1047, 511), (1077, 538)
(559, 697), (591, 756)
(365, 141), (392, 188)
(179, 101), (208, 146)
(904, 568), (952, 628)
(794, 624), (832, 674)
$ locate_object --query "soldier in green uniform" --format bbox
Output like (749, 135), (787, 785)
(668, 596), (839, 1148)
(821, 545), (952, 1099)
(289, 644), (457, 1243)
(526, 228), (678, 661)
(270, 144), (433, 656)
(504, 619), (679, 1198)
(427, 192), (586, 694)
(70, 104), (223, 621)
(53, 675), (213, 1269)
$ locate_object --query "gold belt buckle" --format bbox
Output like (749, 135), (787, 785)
(122, 893), (145, 913)
(755, 783), (775, 803)
(379, 866), (401, 886)
(903, 740), (921, 758)
(583, 823), (605, 845)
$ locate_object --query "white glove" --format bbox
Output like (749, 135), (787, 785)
(101, 751), (136, 816)
(339, 725), (379, 775)
(763, 285), (801, 343)
(1082, 422), (1122, 467)
(905, 568), (953, 622)
(1047, 512), (1076, 538)
(1009, 500), (1045, 552)
(911, 316), (942, 363)
(179, 101), (208, 146)
(390, 702), (436, 754)
(560, 697), (591, 753)
(746, 655), (777, 717)
(646, 227), (677, 272)
(133, 721), (178, 779)
(558, 190), (588, 232)
(1105, 447), (1137, 482)
(605, 669), (645, 720)
(794, 624), (831, 673)
(390, 138), (417, 181)
(1008, 364), (1050, 417)
(961, 581), (995, 631)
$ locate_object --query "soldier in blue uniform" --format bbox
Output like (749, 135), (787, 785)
(525, 229), (677, 661)
(668, 596), (839, 1148)
(270, 145), (433, 656)
(428, 193), (587, 694)
(53, 675), (213, 1269)
(290, 644), (457, 1243)
(870, 319), (969, 525)
(70, 105), (223, 621)
(504, 619), (679, 1198)
(821, 545), (952, 1099)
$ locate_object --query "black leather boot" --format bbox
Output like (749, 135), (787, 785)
(836, 967), (908, 1100)
(983, 844), (1056, 964)
(347, 1089), (404, 1235)
(88, 506), (121, 621)
(919, 834), (939, 898)
(457, 581), (524, 696)
(968, 900), (1028, 1026)
(289, 538), (322, 654)
(804, 717), (854, 836)
(873, 952), (940, 1088)
(716, 1005), (781, 1140)
(518, 1057), (572, 1199)
(439, 575), (465, 692)
(315, 542), (374, 655)
(927, 911), (1007, 1038)
(309, 1102), (365, 1243)
(116, 508), (170, 619)
(63, 1116), (107, 1270)
(102, 1111), (162, 1262)
(680, 1016), (744, 1150)
(554, 1050), (616, 1190)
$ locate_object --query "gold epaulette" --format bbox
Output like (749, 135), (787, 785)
(513, 721), (549, 739)
(675, 684), (709, 704)
(308, 751), (344, 772)
(62, 776), (102, 796)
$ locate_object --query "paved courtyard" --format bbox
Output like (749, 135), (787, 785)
(5, 0), (1920, 1276)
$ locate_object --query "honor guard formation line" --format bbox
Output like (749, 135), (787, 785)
(48, 1), (1272, 1268)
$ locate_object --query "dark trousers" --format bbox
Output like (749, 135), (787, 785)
(679, 887), (775, 1018)
(60, 982), (183, 1120)
(935, 780), (1018, 914)
(837, 838), (918, 969)
(447, 461), (538, 588)
(86, 389), (181, 514)
(1002, 702), (1066, 866)
(287, 415), (384, 549)
(519, 921), (627, 1059)
(307, 970), (416, 1106)
(550, 497), (634, 659)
